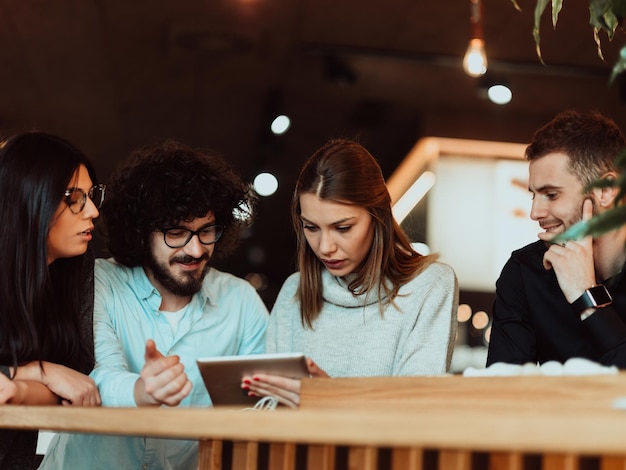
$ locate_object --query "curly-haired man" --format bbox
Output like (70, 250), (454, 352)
(41, 140), (269, 469)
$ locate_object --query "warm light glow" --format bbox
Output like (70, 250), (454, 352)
(457, 304), (472, 322)
(471, 310), (490, 330)
(487, 84), (512, 105)
(463, 38), (487, 77)
(392, 171), (435, 223)
(484, 325), (492, 344)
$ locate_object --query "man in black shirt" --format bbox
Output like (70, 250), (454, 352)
(487, 109), (626, 368)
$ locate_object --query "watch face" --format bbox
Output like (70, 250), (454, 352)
(586, 285), (613, 308)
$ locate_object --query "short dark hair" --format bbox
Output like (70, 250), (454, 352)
(526, 109), (626, 189)
(102, 139), (255, 267)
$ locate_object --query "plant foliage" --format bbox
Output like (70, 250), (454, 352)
(510, 0), (626, 82)
(509, 1), (626, 244)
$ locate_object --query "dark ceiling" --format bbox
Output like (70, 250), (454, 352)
(2, 0), (626, 306)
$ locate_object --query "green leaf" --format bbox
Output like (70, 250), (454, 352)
(590, 0), (617, 30)
(609, 44), (626, 83)
(517, 0), (626, 80)
(552, 221), (592, 243)
(603, 10), (619, 39)
(587, 177), (619, 191)
(615, 148), (626, 169)
(552, 0), (563, 27)
(611, 0), (626, 17)
(552, 206), (626, 242)
(593, 28), (606, 61)
(587, 206), (626, 236)
(589, 0), (618, 61)
(533, 0), (550, 63)
(614, 174), (626, 203)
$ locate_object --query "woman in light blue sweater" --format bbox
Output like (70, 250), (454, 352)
(243, 139), (458, 407)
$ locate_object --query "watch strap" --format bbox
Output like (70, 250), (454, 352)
(571, 285), (613, 316)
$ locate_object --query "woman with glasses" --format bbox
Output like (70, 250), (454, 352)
(39, 139), (268, 470)
(0, 132), (104, 468)
(242, 139), (458, 408)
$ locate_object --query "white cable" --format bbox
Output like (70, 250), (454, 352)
(240, 396), (279, 412)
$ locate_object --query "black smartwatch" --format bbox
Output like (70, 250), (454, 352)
(571, 285), (613, 317)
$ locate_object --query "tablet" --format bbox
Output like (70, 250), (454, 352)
(196, 352), (309, 406)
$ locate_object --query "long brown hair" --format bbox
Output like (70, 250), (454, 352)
(292, 139), (437, 328)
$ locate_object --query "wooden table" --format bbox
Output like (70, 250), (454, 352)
(3, 374), (626, 469)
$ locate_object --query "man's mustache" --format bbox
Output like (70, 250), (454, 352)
(171, 254), (209, 264)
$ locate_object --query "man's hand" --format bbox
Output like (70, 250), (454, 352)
(134, 339), (192, 407)
(542, 199), (597, 303)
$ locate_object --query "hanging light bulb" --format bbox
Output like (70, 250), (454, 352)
(463, 38), (487, 77)
(463, 0), (487, 77)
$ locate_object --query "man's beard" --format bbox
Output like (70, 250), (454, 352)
(567, 197), (598, 229)
(541, 197), (598, 246)
(146, 252), (210, 297)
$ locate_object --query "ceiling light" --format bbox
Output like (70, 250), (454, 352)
(270, 114), (290, 135)
(463, 0), (487, 77)
(487, 84), (512, 105)
(253, 172), (279, 196)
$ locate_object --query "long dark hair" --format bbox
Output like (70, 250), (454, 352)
(0, 132), (97, 374)
(292, 139), (437, 327)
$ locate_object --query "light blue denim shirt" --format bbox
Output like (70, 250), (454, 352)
(40, 258), (268, 470)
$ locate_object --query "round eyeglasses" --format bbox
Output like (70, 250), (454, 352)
(64, 184), (106, 214)
(160, 223), (224, 248)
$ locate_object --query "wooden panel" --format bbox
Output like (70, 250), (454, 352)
(232, 441), (259, 470)
(197, 439), (223, 470)
(601, 456), (626, 470)
(542, 454), (578, 470)
(391, 448), (423, 470)
(489, 452), (523, 470)
(5, 403), (626, 455)
(307, 444), (336, 470)
(347, 446), (378, 470)
(439, 450), (471, 470)
(5, 374), (626, 463)
(268, 442), (297, 470)
(299, 375), (626, 412)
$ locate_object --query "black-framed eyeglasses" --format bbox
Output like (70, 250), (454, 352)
(160, 223), (224, 248)
(64, 184), (106, 214)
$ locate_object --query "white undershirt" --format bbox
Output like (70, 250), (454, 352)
(160, 304), (189, 334)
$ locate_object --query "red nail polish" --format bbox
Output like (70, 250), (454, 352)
(243, 379), (251, 385)
(253, 376), (260, 381)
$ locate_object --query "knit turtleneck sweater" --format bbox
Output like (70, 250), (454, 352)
(266, 261), (458, 377)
